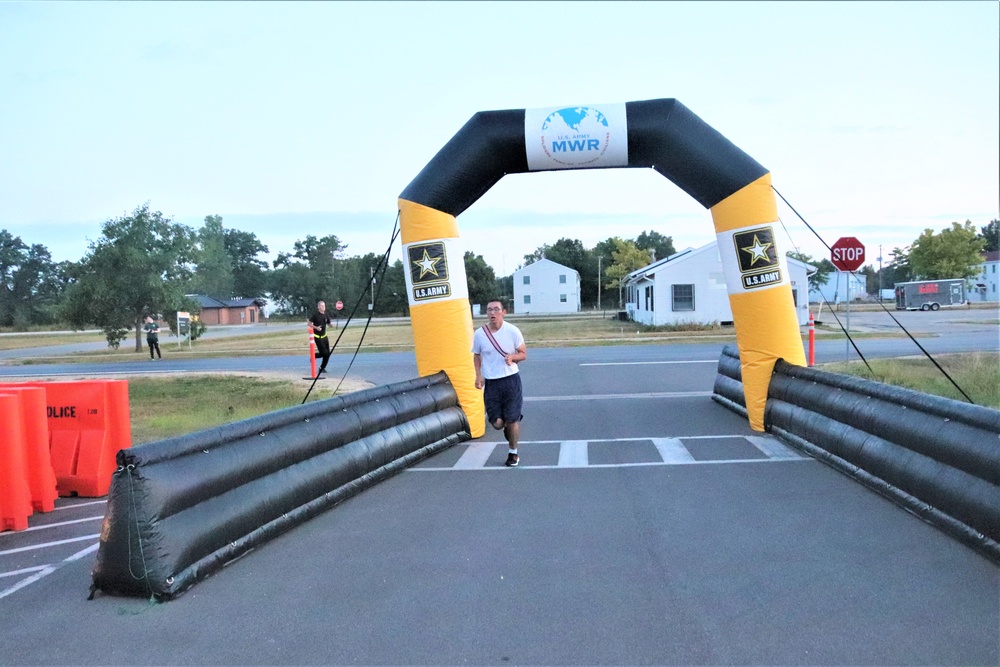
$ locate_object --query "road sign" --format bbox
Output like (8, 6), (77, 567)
(335, 301), (344, 311)
(831, 237), (865, 272)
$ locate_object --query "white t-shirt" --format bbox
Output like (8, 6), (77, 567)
(471, 322), (525, 380)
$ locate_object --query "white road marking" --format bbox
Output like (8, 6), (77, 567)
(0, 565), (50, 579)
(0, 534), (101, 556)
(409, 435), (812, 471)
(53, 500), (106, 511)
(747, 435), (806, 459)
(454, 443), (497, 469)
(0, 542), (99, 600)
(526, 391), (712, 401)
(557, 441), (589, 468)
(0, 516), (102, 537)
(652, 437), (697, 464)
(580, 360), (718, 366)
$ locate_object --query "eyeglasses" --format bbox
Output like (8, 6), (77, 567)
(486, 307), (502, 313)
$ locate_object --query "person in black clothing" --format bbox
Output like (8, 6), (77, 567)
(309, 300), (333, 373)
(143, 316), (162, 360)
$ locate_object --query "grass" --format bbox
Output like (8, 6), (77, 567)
(127, 374), (367, 445)
(0, 331), (107, 351)
(11, 316), (740, 365)
(820, 351), (1000, 409)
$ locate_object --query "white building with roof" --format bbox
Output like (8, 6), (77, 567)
(968, 251), (1000, 302)
(512, 258), (581, 314)
(811, 271), (867, 304)
(622, 241), (814, 326)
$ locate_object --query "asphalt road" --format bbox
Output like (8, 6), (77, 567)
(0, 313), (998, 665)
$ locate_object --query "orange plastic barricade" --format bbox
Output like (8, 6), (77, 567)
(0, 393), (32, 532)
(0, 379), (132, 498)
(0, 386), (57, 512)
(45, 380), (132, 497)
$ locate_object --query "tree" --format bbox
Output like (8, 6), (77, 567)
(224, 228), (270, 298)
(60, 203), (197, 350)
(494, 275), (513, 307)
(464, 251), (498, 307)
(189, 215), (234, 299)
(882, 246), (912, 287)
(635, 230), (675, 263)
(603, 238), (652, 307)
(0, 231), (66, 328)
(908, 221), (985, 280)
(786, 251), (832, 292)
(377, 260), (408, 316)
(592, 237), (620, 309)
(979, 219), (999, 253)
(269, 234), (346, 315)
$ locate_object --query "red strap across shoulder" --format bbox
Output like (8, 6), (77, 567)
(482, 325), (508, 356)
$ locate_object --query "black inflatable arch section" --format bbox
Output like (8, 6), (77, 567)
(401, 99), (768, 216)
(92, 373), (470, 600)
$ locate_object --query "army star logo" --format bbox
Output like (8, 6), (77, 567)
(414, 250), (441, 279)
(407, 241), (449, 285)
(741, 234), (772, 267)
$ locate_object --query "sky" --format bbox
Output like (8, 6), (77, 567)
(1, 1), (997, 277)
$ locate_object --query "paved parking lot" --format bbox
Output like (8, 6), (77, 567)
(1, 345), (997, 665)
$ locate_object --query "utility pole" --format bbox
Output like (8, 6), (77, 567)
(597, 255), (602, 310)
(369, 266), (375, 311)
(878, 244), (883, 302)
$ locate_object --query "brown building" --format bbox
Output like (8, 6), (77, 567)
(190, 295), (267, 325)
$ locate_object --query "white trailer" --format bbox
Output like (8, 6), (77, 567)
(894, 279), (967, 311)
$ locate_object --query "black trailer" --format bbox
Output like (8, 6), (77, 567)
(894, 279), (967, 311)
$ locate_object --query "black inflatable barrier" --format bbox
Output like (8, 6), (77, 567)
(711, 349), (1000, 563)
(710, 344), (746, 417)
(91, 373), (470, 600)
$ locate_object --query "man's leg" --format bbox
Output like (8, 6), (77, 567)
(317, 338), (331, 372)
(503, 420), (519, 449)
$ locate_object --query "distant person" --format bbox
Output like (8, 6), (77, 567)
(309, 300), (333, 373)
(472, 300), (527, 467)
(143, 316), (162, 360)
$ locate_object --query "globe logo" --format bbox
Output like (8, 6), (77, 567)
(538, 106), (612, 167)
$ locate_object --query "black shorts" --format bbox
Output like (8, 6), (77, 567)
(484, 373), (523, 425)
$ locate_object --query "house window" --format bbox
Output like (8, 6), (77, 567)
(792, 289), (798, 307)
(560, 294), (567, 303)
(559, 274), (566, 284)
(672, 284), (695, 311)
(523, 275), (530, 285)
(524, 295), (531, 304)
(650, 285), (654, 310)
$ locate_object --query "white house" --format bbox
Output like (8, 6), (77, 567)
(811, 271), (867, 304)
(623, 241), (814, 326)
(512, 258), (581, 314)
(968, 251), (1000, 302)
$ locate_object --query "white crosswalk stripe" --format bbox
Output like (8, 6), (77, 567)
(411, 435), (809, 471)
(557, 441), (589, 468)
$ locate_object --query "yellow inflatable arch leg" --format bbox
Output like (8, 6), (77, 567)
(398, 198), (486, 438)
(711, 173), (806, 431)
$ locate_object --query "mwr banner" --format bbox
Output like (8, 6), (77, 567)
(403, 237), (469, 307)
(525, 103), (628, 171)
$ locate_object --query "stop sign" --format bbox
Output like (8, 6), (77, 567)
(831, 237), (866, 271)
(335, 300), (344, 311)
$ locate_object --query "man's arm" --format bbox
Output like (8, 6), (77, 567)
(474, 353), (484, 389)
(505, 344), (526, 365)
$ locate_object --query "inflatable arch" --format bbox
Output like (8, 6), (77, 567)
(399, 98), (805, 435)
